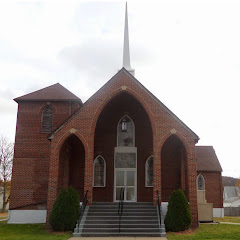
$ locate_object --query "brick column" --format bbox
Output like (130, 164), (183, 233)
(186, 147), (199, 228)
(153, 138), (161, 206)
(46, 141), (59, 226)
(84, 141), (93, 205)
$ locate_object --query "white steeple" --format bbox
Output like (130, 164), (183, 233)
(122, 2), (135, 76)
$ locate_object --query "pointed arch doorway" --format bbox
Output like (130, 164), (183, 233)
(93, 92), (153, 203)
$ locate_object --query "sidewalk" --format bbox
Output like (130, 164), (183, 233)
(219, 222), (240, 225)
(68, 237), (168, 240)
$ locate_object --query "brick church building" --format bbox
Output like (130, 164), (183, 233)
(8, 3), (223, 235)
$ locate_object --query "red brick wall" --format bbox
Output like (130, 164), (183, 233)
(93, 92), (153, 202)
(10, 101), (80, 210)
(197, 171), (223, 208)
(46, 70), (199, 227)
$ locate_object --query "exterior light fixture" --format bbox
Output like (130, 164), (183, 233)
(121, 118), (127, 132)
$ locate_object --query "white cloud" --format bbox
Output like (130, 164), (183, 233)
(0, 1), (240, 177)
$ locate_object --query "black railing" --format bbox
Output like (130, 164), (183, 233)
(117, 187), (125, 233)
(77, 190), (88, 233)
(156, 190), (161, 226)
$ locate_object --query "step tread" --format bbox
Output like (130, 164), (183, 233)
(75, 202), (165, 237)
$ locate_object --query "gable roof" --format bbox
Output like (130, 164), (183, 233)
(49, 68), (199, 141)
(196, 146), (222, 172)
(14, 83), (82, 103)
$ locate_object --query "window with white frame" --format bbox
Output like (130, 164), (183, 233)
(197, 174), (205, 190)
(145, 156), (153, 187)
(117, 115), (135, 147)
(41, 105), (53, 132)
(93, 156), (106, 187)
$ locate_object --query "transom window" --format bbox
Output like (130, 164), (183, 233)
(41, 105), (53, 132)
(197, 174), (205, 190)
(117, 115), (135, 147)
(115, 153), (136, 168)
(93, 156), (106, 187)
(145, 156), (153, 187)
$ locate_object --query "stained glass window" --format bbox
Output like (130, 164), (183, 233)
(146, 156), (153, 187)
(197, 174), (205, 190)
(117, 116), (134, 147)
(93, 156), (105, 187)
(115, 153), (136, 168)
(41, 105), (53, 132)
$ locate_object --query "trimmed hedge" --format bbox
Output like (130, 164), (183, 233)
(49, 187), (80, 231)
(164, 189), (192, 232)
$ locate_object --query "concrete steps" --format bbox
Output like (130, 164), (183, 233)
(73, 202), (166, 237)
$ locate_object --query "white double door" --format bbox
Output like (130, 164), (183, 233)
(115, 169), (136, 202)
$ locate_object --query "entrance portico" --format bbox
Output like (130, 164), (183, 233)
(46, 68), (199, 228)
(93, 92), (153, 203)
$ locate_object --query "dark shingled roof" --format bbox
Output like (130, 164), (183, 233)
(14, 83), (82, 103)
(196, 146), (222, 172)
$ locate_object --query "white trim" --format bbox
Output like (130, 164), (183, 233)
(115, 146), (137, 153)
(145, 155), (153, 187)
(114, 169), (137, 202)
(93, 155), (106, 187)
(8, 210), (47, 224)
(114, 148), (137, 202)
(117, 115), (135, 147)
(213, 208), (224, 218)
(197, 174), (205, 191)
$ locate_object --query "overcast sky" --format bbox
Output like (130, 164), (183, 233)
(0, 0), (240, 178)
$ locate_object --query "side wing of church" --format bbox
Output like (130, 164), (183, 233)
(8, 3), (223, 236)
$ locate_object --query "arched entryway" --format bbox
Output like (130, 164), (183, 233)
(161, 135), (188, 201)
(58, 134), (85, 201)
(93, 92), (153, 202)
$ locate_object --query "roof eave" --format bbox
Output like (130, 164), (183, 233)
(48, 68), (200, 142)
(14, 98), (82, 104)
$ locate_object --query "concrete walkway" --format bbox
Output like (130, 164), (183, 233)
(219, 222), (240, 225)
(69, 237), (167, 240)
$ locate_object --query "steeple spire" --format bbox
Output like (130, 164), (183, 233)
(122, 2), (135, 76)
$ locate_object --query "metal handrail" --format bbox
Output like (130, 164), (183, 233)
(77, 190), (88, 233)
(118, 187), (125, 233)
(156, 190), (161, 226)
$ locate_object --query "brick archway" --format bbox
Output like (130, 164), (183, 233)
(47, 131), (87, 221)
(157, 131), (198, 228)
(90, 88), (155, 141)
(91, 89), (155, 203)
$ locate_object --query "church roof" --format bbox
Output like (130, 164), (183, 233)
(14, 83), (82, 103)
(49, 68), (199, 142)
(196, 146), (222, 172)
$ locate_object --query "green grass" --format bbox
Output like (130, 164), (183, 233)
(0, 221), (72, 240)
(167, 224), (240, 240)
(214, 217), (240, 223)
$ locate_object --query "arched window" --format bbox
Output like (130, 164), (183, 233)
(117, 115), (135, 147)
(41, 105), (53, 132)
(197, 174), (205, 190)
(93, 156), (106, 187)
(145, 156), (153, 187)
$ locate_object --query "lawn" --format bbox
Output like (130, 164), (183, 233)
(167, 224), (240, 240)
(0, 221), (72, 240)
(214, 216), (240, 223)
(0, 213), (8, 220)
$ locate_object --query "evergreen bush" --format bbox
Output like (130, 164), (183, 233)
(49, 187), (80, 231)
(164, 189), (192, 232)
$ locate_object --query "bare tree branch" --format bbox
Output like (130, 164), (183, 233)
(0, 135), (13, 213)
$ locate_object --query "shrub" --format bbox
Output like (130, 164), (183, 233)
(164, 189), (192, 232)
(49, 187), (80, 231)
